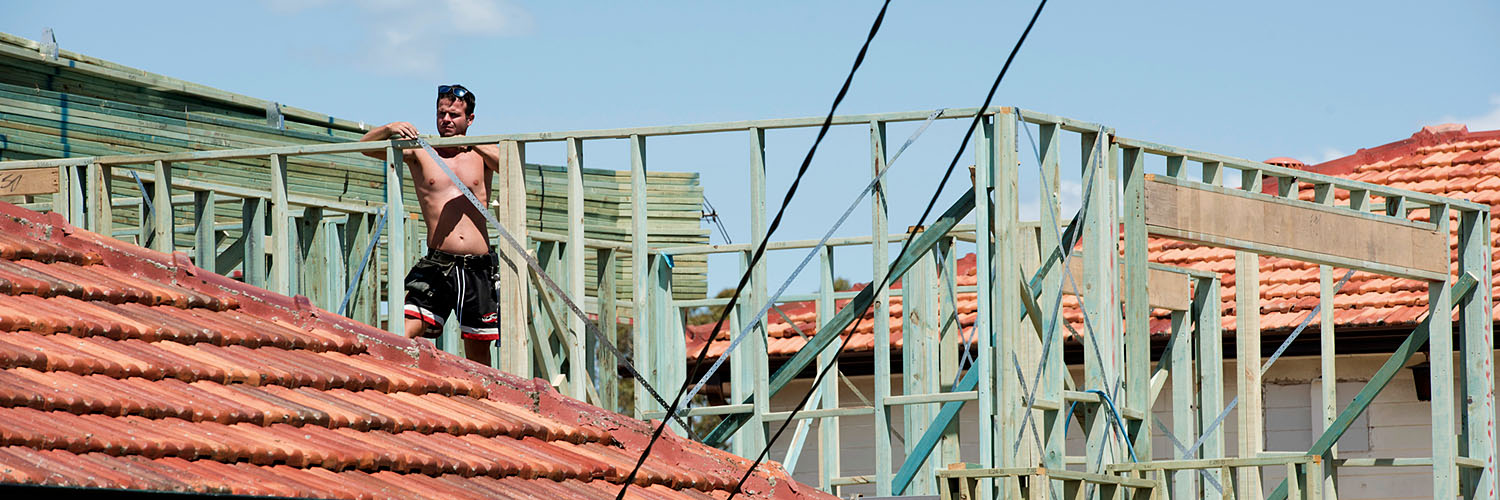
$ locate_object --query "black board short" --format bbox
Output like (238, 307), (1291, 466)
(403, 249), (500, 341)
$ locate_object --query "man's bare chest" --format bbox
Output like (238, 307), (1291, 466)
(410, 152), (489, 191)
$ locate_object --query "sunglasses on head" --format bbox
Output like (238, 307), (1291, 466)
(438, 84), (473, 99)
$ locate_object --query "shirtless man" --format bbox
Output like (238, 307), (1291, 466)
(360, 84), (501, 365)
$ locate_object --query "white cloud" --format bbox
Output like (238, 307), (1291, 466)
(263, 0), (532, 78)
(1318, 148), (1347, 163)
(1441, 95), (1500, 132)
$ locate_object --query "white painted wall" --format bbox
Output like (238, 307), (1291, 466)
(750, 351), (1488, 499)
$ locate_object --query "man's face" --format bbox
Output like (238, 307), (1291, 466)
(436, 97), (472, 137)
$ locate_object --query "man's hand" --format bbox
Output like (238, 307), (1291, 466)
(359, 121), (421, 160)
(364, 121), (420, 141)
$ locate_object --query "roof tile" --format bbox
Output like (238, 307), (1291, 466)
(0, 202), (828, 499)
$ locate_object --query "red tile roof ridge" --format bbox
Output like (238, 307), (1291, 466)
(1312, 124), (1500, 175)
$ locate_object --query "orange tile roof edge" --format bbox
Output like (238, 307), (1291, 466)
(0, 203), (831, 499)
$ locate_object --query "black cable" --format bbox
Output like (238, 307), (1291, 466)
(727, 1), (1049, 497)
(616, 1), (893, 497)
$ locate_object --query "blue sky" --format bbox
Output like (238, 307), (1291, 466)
(6, 1), (1500, 293)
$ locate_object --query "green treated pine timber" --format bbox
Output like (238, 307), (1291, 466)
(1196, 275), (1227, 500)
(996, 112), (1023, 470)
(1315, 184), (1340, 499)
(151, 160), (174, 253)
(816, 245), (840, 492)
(1037, 122), (1067, 476)
(269, 153), (292, 294)
(649, 253), (684, 434)
(384, 146), (405, 337)
(343, 212), (373, 324)
(702, 186), (975, 447)
(1429, 203), (1458, 500)
(1235, 168), (1265, 500)
(241, 196), (267, 288)
(629, 134), (650, 417)
(749, 126), (772, 459)
(971, 117), (998, 495)
(901, 235), (938, 494)
(1081, 130), (1116, 470)
(565, 137), (587, 399)
(87, 162), (113, 236)
(936, 235), (961, 470)
(1168, 309), (1195, 500)
(1458, 208), (1497, 499)
(869, 119), (893, 495)
(193, 190), (216, 270)
(594, 247), (619, 412)
(1121, 145), (1150, 461)
(65, 164), (84, 224)
(1265, 272), (1478, 500)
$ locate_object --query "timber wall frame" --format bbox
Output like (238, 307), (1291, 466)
(1, 106), (1495, 500)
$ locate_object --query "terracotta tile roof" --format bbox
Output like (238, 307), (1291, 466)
(0, 203), (829, 499)
(689, 124), (1500, 358)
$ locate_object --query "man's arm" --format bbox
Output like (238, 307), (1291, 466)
(474, 144), (501, 172)
(359, 122), (421, 161)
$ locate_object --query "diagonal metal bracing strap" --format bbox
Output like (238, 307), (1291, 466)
(409, 138), (691, 431)
(1179, 268), (1356, 461)
(1011, 124), (1107, 461)
(337, 205), (387, 316)
(890, 212), (1094, 494)
(1264, 273), (1478, 500)
(674, 109), (943, 421)
(703, 187), (977, 446)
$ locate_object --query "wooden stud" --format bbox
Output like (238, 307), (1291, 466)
(749, 127), (772, 460)
(937, 235), (962, 468)
(903, 234), (939, 494)
(1196, 275), (1225, 500)
(497, 140), (529, 373)
(565, 137), (587, 398)
(996, 111), (1024, 469)
(1428, 203), (1457, 500)
(241, 197), (267, 288)
(1038, 122), (1067, 474)
(1168, 309), (1195, 500)
(152, 160), (174, 253)
(629, 134), (649, 416)
(1314, 184), (1339, 500)
(1122, 145), (1150, 461)
(87, 162), (112, 237)
(594, 247), (619, 412)
(343, 212), (374, 324)
(1457, 208), (1497, 499)
(870, 119), (894, 495)
(972, 117), (998, 497)
(269, 154), (291, 294)
(1082, 129), (1119, 470)
(816, 245), (841, 492)
(384, 145), (406, 337)
(193, 190), (216, 271)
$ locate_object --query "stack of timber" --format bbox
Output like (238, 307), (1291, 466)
(0, 31), (707, 303)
